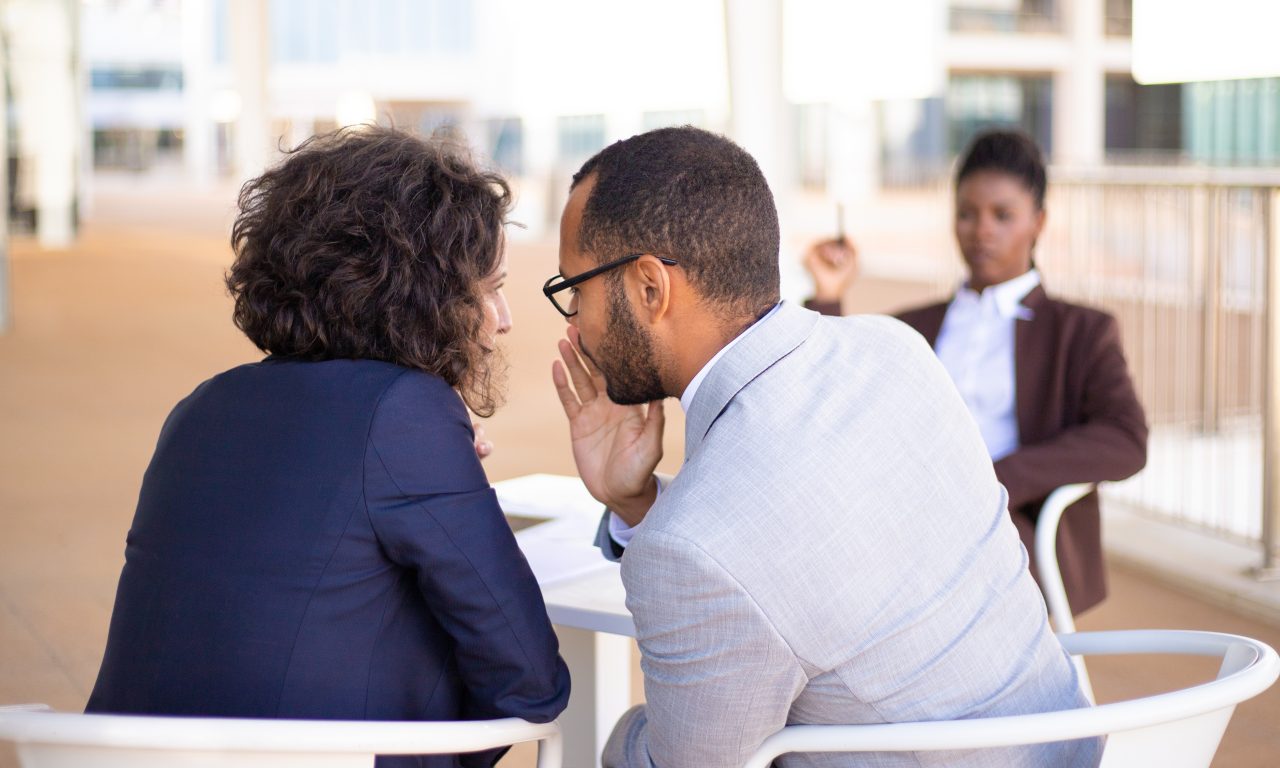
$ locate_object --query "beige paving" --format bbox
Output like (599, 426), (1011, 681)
(0, 203), (1277, 765)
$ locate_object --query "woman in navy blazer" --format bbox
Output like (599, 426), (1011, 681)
(86, 127), (570, 767)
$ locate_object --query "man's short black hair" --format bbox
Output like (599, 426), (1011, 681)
(570, 126), (780, 317)
(955, 129), (1047, 210)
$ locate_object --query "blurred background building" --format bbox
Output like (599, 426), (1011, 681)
(65, 0), (1280, 211)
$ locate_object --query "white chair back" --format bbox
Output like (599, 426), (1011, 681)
(1035, 481), (1098, 700)
(0, 708), (561, 768)
(740, 629), (1278, 768)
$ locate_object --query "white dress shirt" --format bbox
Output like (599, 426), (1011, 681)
(933, 269), (1040, 462)
(607, 303), (783, 545)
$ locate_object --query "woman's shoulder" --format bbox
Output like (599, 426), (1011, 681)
(176, 358), (460, 425)
(895, 300), (950, 321)
(1032, 290), (1118, 329)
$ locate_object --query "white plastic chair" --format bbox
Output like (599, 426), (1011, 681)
(741, 629), (1279, 768)
(1035, 481), (1098, 700)
(0, 708), (561, 768)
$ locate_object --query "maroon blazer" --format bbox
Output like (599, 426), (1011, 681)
(808, 286), (1148, 615)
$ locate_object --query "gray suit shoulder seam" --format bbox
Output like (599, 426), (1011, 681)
(643, 527), (819, 678)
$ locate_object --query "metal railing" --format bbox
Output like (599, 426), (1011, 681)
(1033, 167), (1280, 576)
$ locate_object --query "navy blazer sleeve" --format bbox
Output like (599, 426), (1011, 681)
(363, 372), (570, 738)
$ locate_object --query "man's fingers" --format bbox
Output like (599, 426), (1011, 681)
(558, 337), (599, 401)
(551, 359), (582, 419)
(566, 326), (602, 378)
(645, 398), (666, 436)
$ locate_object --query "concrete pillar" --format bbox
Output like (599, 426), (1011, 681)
(0, 11), (10, 333)
(722, 0), (789, 193)
(1262, 189), (1280, 579)
(518, 113), (559, 238)
(1055, 0), (1106, 165)
(606, 110), (643, 145)
(723, 0), (799, 296)
(826, 102), (879, 206)
(182, 0), (215, 185)
(228, 0), (270, 182)
(8, 0), (78, 249)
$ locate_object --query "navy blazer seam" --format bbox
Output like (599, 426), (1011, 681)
(273, 495), (368, 717)
(359, 368), (414, 557)
(351, 367), (416, 719)
(362, 373), (553, 700)
(367, 438), (552, 698)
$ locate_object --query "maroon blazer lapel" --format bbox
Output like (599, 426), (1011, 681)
(1014, 285), (1053, 446)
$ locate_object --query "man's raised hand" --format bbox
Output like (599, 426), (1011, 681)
(551, 328), (664, 527)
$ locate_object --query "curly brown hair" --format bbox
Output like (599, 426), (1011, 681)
(227, 125), (512, 416)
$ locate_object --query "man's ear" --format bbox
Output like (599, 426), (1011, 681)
(630, 254), (672, 323)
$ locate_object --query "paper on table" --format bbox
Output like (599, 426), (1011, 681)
(494, 474), (617, 587)
(494, 473), (604, 521)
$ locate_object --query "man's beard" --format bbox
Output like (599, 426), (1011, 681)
(580, 283), (667, 405)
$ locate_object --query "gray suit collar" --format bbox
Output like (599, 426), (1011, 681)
(683, 302), (818, 457)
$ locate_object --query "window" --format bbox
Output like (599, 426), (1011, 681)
(557, 115), (606, 167)
(1105, 74), (1183, 162)
(487, 117), (523, 175)
(949, 0), (1058, 34)
(1184, 78), (1280, 165)
(212, 0), (229, 65)
(793, 104), (828, 190)
(641, 110), (706, 131)
(381, 102), (462, 136)
(1105, 0), (1132, 36)
(947, 73), (1053, 155)
(271, 0), (473, 62)
(90, 68), (183, 91)
(879, 97), (949, 188)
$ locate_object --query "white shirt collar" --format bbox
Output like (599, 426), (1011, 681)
(679, 303), (782, 413)
(954, 268), (1041, 320)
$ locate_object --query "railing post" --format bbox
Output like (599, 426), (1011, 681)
(1201, 185), (1220, 433)
(1257, 187), (1280, 579)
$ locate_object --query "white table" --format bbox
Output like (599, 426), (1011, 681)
(493, 474), (636, 768)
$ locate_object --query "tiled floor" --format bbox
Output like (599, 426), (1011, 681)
(1, 208), (1276, 766)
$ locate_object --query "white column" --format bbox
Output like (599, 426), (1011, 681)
(182, 0), (215, 185)
(520, 113), (559, 239)
(722, 0), (789, 193)
(9, 0), (77, 249)
(723, 0), (798, 298)
(606, 110), (643, 144)
(1054, 0), (1105, 165)
(0, 10), (10, 334)
(826, 102), (879, 206)
(228, 0), (270, 182)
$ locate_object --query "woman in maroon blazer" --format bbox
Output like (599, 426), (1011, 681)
(804, 129), (1147, 616)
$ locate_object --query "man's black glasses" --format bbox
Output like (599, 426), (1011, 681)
(542, 253), (679, 318)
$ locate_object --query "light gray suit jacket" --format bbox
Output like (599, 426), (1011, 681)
(596, 303), (1099, 768)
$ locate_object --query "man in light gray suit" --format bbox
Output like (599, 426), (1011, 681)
(546, 127), (1099, 768)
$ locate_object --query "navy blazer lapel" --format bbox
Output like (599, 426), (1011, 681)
(683, 302), (818, 457)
